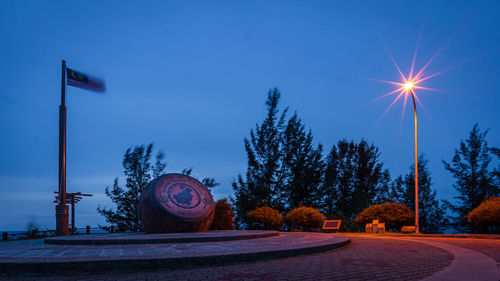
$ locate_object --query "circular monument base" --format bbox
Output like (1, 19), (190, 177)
(44, 230), (279, 245)
(0, 232), (351, 276)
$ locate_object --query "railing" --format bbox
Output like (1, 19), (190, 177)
(1, 225), (136, 241)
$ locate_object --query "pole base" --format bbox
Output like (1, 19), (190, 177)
(55, 205), (69, 236)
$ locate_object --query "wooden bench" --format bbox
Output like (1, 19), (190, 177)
(401, 226), (416, 233)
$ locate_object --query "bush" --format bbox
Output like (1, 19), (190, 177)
(286, 206), (325, 231)
(466, 197), (500, 233)
(210, 199), (235, 230)
(23, 217), (55, 239)
(247, 206), (283, 230)
(354, 202), (413, 231)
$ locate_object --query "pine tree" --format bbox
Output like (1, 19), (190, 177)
(322, 139), (390, 230)
(97, 143), (165, 231)
(281, 113), (324, 210)
(321, 140), (356, 219)
(181, 168), (220, 189)
(389, 155), (448, 233)
(443, 124), (499, 233)
(490, 147), (500, 187)
(232, 88), (287, 227)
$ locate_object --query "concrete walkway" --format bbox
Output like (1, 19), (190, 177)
(421, 240), (498, 281)
(365, 236), (499, 281)
(1, 234), (499, 280)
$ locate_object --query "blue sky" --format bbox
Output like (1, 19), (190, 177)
(1, 1), (499, 231)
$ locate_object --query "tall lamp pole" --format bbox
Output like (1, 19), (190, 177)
(408, 86), (419, 234)
(375, 47), (446, 235)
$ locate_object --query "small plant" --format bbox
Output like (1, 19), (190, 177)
(466, 197), (500, 233)
(247, 206), (283, 230)
(210, 199), (235, 230)
(24, 217), (55, 239)
(286, 206), (325, 231)
(354, 202), (413, 232)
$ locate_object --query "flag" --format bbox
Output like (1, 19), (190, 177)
(66, 68), (105, 92)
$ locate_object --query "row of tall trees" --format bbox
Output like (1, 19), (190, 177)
(232, 89), (499, 233)
(321, 139), (391, 231)
(98, 89), (498, 233)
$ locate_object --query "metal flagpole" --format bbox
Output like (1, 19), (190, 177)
(56, 60), (69, 236)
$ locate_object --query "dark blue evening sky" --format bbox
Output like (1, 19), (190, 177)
(1, 1), (499, 231)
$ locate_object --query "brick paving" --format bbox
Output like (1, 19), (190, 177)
(416, 237), (500, 280)
(0, 236), (455, 281)
(0, 233), (347, 263)
(0, 232), (349, 276)
(422, 238), (500, 262)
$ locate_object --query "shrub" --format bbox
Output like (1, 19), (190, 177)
(466, 197), (500, 233)
(286, 206), (325, 231)
(24, 219), (55, 239)
(210, 199), (235, 230)
(247, 206), (283, 230)
(354, 202), (413, 231)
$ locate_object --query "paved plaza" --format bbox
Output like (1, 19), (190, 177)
(0, 233), (498, 281)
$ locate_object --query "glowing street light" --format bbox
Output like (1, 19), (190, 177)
(374, 48), (445, 234)
(386, 79), (421, 233)
(406, 82), (419, 234)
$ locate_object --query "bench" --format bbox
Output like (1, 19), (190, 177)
(401, 226), (416, 233)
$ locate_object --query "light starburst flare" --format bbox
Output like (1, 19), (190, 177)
(373, 44), (448, 119)
(372, 42), (451, 235)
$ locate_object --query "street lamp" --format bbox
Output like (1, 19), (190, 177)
(374, 72), (434, 235)
(373, 40), (453, 234)
(405, 82), (419, 234)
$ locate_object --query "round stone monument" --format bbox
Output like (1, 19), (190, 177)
(139, 173), (215, 233)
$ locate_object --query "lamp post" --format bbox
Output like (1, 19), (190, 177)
(375, 44), (448, 234)
(405, 83), (419, 234)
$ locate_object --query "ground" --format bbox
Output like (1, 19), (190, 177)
(1, 234), (498, 281)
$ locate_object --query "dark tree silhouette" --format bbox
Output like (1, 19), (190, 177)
(442, 124), (499, 233)
(490, 147), (500, 188)
(232, 88), (287, 227)
(97, 143), (165, 231)
(321, 139), (390, 231)
(390, 155), (448, 233)
(281, 113), (324, 210)
(181, 167), (220, 189)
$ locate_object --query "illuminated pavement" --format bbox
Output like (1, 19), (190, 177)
(0, 232), (349, 276)
(1, 234), (499, 280)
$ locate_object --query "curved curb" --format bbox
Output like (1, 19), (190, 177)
(44, 230), (280, 245)
(369, 236), (498, 281)
(416, 240), (498, 281)
(1, 234), (350, 276)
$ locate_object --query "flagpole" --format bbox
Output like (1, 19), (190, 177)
(56, 60), (69, 236)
